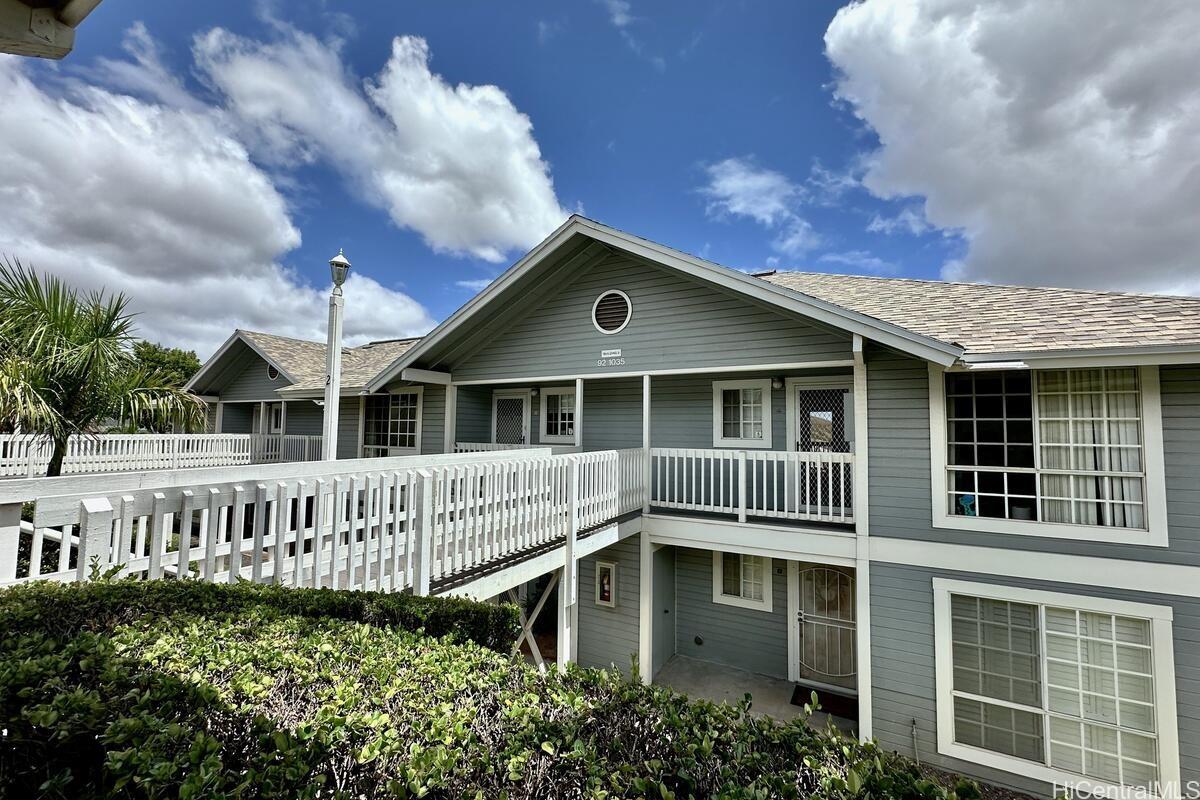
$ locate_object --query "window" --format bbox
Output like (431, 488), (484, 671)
(712, 551), (773, 612)
(362, 390), (422, 456)
(592, 289), (632, 334)
(931, 365), (1167, 545)
(268, 403), (283, 434)
(934, 580), (1178, 793)
(540, 387), (576, 443)
(266, 364), (279, 381)
(712, 379), (773, 448)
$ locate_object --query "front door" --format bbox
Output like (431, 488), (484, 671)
(792, 563), (857, 693)
(493, 392), (530, 444)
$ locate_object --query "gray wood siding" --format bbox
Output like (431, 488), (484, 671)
(336, 397), (360, 460)
(577, 535), (642, 674)
(455, 386), (492, 444)
(673, 547), (789, 679)
(204, 403), (218, 433)
(420, 385), (445, 455)
(284, 400), (323, 436)
(869, 561), (1200, 793)
(866, 349), (1200, 566)
(218, 349), (289, 401)
(451, 253), (851, 382)
(583, 378), (644, 451)
(219, 403), (253, 434)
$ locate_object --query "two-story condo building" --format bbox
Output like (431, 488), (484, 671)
(188, 216), (1200, 798)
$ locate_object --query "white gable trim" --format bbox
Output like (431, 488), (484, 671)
(365, 216), (963, 392)
(185, 331), (297, 392)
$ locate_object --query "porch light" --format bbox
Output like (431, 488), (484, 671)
(771, 377), (784, 390)
(329, 248), (351, 291)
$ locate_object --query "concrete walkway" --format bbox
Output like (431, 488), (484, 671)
(653, 655), (855, 734)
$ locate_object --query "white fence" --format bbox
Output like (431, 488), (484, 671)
(0, 434), (323, 477)
(649, 448), (854, 524)
(455, 441), (580, 455)
(1, 448), (644, 592)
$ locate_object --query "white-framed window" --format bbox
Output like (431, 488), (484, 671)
(933, 579), (1179, 794)
(712, 378), (773, 448)
(540, 387), (576, 444)
(595, 561), (617, 608)
(712, 551), (773, 612)
(929, 365), (1168, 546)
(362, 389), (423, 456)
(268, 402), (283, 434)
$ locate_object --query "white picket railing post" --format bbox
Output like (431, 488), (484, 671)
(411, 469), (434, 596)
(77, 496), (114, 581)
(557, 458), (580, 672)
(736, 450), (748, 523)
(0, 501), (23, 583)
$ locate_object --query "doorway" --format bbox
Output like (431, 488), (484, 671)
(787, 562), (857, 696)
(492, 390), (531, 444)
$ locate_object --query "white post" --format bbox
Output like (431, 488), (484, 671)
(77, 496), (114, 581)
(557, 459), (579, 671)
(258, 401), (268, 435)
(279, 401), (288, 437)
(574, 377), (584, 450)
(322, 287), (345, 461)
(851, 334), (873, 742)
(737, 450), (747, 523)
(444, 384), (458, 454)
(214, 401), (224, 433)
(642, 375), (651, 513)
(638, 530), (652, 685)
(0, 501), (23, 583)
(412, 469), (434, 595)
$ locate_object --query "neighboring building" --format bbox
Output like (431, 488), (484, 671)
(190, 215), (1200, 797)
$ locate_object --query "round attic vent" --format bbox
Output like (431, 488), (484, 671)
(267, 364), (279, 381)
(592, 290), (631, 334)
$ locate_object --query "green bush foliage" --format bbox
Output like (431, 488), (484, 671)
(0, 580), (977, 799)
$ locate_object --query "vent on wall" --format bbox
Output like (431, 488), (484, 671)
(267, 364), (279, 381)
(592, 290), (632, 334)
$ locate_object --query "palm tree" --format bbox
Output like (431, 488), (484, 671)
(0, 260), (206, 476)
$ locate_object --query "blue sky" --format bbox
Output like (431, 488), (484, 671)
(2, 1), (1197, 355)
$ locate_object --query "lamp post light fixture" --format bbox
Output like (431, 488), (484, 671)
(321, 249), (351, 461)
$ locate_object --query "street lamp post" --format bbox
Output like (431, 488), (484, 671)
(322, 249), (351, 461)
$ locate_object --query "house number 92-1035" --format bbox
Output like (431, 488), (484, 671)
(597, 357), (626, 367)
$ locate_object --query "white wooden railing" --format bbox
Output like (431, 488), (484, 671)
(0, 434), (323, 478)
(649, 448), (853, 524)
(455, 441), (581, 455)
(1, 447), (642, 592)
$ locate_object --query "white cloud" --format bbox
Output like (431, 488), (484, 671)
(600, 0), (634, 28)
(867, 206), (930, 236)
(595, 0), (664, 71)
(819, 250), (899, 275)
(825, 0), (1200, 293)
(537, 20), (562, 45)
(0, 51), (433, 357)
(700, 157), (821, 257)
(193, 26), (568, 263)
(455, 278), (493, 293)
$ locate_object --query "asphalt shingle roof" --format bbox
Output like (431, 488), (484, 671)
(238, 330), (420, 392)
(758, 272), (1200, 356)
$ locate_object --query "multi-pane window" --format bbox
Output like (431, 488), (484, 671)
(713, 552), (771, 611)
(713, 379), (772, 447)
(946, 591), (1162, 790)
(363, 392), (420, 454)
(946, 368), (1145, 529)
(542, 389), (575, 441)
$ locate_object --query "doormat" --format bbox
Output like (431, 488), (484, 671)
(789, 684), (858, 720)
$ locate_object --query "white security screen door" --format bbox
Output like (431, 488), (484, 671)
(493, 393), (530, 444)
(796, 565), (857, 692)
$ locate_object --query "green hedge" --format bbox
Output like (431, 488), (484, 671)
(0, 579), (519, 652)
(0, 580), (978, 799)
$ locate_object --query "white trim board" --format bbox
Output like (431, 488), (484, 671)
(643, 514), (857, 565)
(927, 363), (1169, 547)
(447, 360), (856, 387)
(931, 578), (1180, 796)
(870, 537), (1200, 599)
